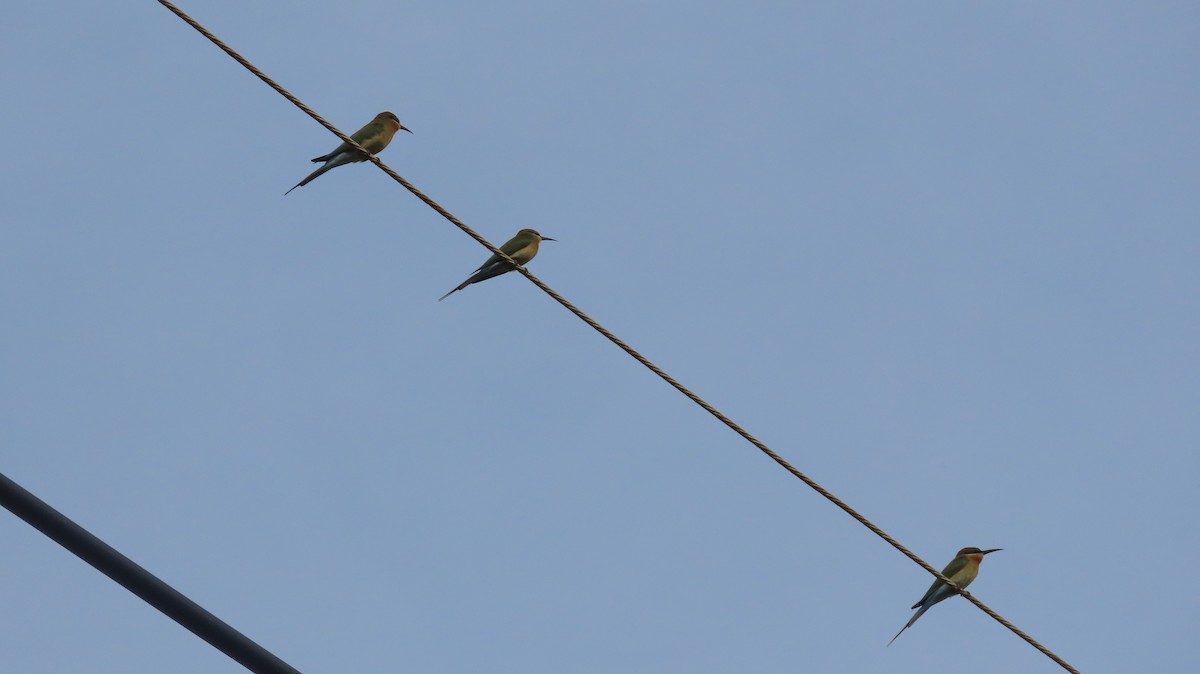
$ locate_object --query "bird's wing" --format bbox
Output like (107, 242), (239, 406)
(311, 122), (381, 162)
(473, 253), (503, 273)
(940, 556), (969, 584)
(350, 121), (381, 144)
(911, 577), (944, 609)
(311, 141), (352, 163)
(912, 556), (970, 608)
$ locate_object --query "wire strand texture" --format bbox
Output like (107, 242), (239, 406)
(156, 3), (1080, 672)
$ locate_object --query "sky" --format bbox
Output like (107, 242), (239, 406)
(2, 2), (1197, 673)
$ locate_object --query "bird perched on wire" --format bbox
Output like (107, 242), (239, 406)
(439, 229), (555, 301)
(889, 547), (1002, 645)
(286, 111), (409, 194)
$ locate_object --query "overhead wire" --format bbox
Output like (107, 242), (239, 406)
(151, 2), (1081, 672)
(0, 472), (304, 674)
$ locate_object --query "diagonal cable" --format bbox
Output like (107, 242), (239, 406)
(155, 2), (1079, 672)
(0, 472), (304, 674)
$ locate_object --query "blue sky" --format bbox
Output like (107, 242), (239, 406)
(2, 2), (1197, 673)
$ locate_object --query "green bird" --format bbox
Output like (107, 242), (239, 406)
(888, 547), (1002, 646)
(439, 228), (555, 301)
(286, 111), (410, 194)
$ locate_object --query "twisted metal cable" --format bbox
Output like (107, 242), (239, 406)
(156, 2), (1080, 671)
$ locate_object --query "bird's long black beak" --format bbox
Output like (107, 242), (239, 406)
(981, 548), (1002, 555)
(541, 236), (556, 241)
(400, 125), (413, 134)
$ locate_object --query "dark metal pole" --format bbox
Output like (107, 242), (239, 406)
(0, 471), (305, 674)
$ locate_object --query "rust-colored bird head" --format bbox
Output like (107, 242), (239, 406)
(377, 111), (411, 134)
(518, 228), (555, 242)
(956, 547), (1002, 559)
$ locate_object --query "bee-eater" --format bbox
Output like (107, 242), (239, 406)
(286, 111), (410, 194)
(888, 547), (1001, 646)
(439, 228), (554, 301)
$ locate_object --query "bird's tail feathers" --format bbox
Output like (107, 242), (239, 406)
(286, 162), (333, 194)
(439, 276), (476, 301)
(286, 156), (352, 194)
(887, 625), (907, 647)
(887, 604), (931, 646)
(438, 285), (465, 302)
